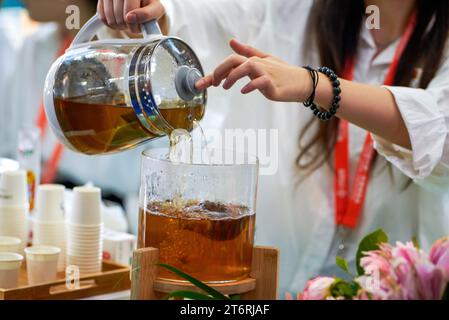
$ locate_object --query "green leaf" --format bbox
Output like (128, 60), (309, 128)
(157, 263), (229, 300)
(329, 279), (360, 299)
(336, 256), (349, 274)
(163, 291), (215, 300)
(356, 229), (389, 276)
(229, 294), (241, 300)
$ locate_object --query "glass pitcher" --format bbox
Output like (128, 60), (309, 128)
(43, 14), (207, 155)
(138, 148), (259, 283)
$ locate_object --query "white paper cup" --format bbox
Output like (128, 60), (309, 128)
(66, 247), (102, 255)
(67, 241), (102, 248)
(25, 246), (61, 285)
(68, 187), (102, 226)
(67, 222), (103, 229)
(67, 233), (102, 241)
(67, 228), (103, 235)
(66, 249), (102, 257)
(67, 238), (102, 245)
(67, 259), (101, 266)
(0, 170), (28, 207)
(66, 257), (101, 265)
(36, 184), (65, 222)
(67, 233), (103, 240)
(67, 256), (101, 262)
(0, 236), (22, 253)
(0, 252), (23, 289)
(33, 226), (66, 273)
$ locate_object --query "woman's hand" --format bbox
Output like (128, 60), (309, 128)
(196, 40), (312, 102)
(97, 0), (166, 34)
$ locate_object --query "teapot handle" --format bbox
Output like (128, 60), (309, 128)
(72, 13), (162, 46)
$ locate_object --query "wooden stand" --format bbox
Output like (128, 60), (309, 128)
(131, 246), (279, 300)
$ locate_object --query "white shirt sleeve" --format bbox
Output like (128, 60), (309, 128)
(373, 51), (449, 192)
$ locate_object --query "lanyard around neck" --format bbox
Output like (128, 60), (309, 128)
(334, 12), (417, 229)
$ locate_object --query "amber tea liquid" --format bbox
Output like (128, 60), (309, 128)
(54, 98), (205, 154)
(139, 200), (255, 283)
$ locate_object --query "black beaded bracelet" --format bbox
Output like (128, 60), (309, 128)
(302, 66), (341, 121)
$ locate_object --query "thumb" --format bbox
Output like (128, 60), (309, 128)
(125, 1), (165, 25)
(230, 39), (269, 58)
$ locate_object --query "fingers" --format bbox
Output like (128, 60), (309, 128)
(97, 0), (106, 25)
(113, 0), (126, 29)
(211, 54), (247, 87)
(222, 59), (264, 89)
(241, 75), (272, 95)
(230, 39), (270, 58)
(124, 0), (142, 33)
(126, 0), (166, 27)
(97, 0), (164, 34)
(195, 74), (214, 91)
(102, 0), (116, 27)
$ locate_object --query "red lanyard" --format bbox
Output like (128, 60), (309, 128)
(36, 35), (72, 184)
(334, 12), (417, 229)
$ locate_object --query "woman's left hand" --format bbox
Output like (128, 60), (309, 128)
(196, 40), (311, 102)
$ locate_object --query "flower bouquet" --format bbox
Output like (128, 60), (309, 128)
(296, 230), (449, 300)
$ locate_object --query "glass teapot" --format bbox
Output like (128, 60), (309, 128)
(43, 14), (207, 155)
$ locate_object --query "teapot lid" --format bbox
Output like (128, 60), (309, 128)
(129, 37), (206, 134)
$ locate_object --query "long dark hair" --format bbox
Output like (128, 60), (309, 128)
(297, 0), (449, 175)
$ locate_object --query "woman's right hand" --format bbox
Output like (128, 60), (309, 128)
(97, 0), (166, 34)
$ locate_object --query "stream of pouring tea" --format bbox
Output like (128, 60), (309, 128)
(168, 118), (214, 209)
(168, 120), (212, 164)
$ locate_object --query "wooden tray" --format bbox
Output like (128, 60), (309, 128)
(0, 261), (130, 300)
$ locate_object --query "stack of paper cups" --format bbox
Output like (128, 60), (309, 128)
(66, 186), (103, 275)
(0, 170), (29, 249)
(33, 184), (66, 272)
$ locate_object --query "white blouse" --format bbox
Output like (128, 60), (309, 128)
(164, 0), (449, 295)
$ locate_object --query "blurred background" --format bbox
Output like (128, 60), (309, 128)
(0, 0), (146, 236)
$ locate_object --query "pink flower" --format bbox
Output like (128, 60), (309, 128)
(298, 277), (336, 300)
(413, 261), (446, 300)
(300, 235), (449, 300)
(360, 243), (393, 276)
(429, 236), (449, 277)
(392, 241), (422, 265)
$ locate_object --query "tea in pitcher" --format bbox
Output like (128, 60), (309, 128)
(53, 98), (205, 155)
(139, 200), (256, 283)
